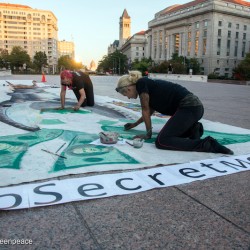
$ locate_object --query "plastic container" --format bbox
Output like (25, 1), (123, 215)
(133, 138), (144, 148)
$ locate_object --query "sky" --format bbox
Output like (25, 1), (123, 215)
(1, 0), (189, 67)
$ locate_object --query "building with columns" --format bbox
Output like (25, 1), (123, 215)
(147, 0), (250, 76)
(0, 3), (58, 73)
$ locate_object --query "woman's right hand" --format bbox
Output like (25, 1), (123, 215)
(124, 122), (137, 131)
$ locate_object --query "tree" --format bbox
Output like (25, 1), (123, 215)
(58, 55), (73, 71)
(131, 58), (153, 75)
(0, 49), (10, 68)
(33, 51), (47, 73)
(9, 46), (31, 70)
(233, 53), (250, 80)
(58, 55), (84, 72)
(97, 51), (127, 74)
(187, 58), (201, 75)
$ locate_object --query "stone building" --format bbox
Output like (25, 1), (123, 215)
(147, 0), (250, 76)
(0, 3), (58, 73)
(120, 31), (147, 64)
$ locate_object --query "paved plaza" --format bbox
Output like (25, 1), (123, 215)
(0, 74), (249, 249)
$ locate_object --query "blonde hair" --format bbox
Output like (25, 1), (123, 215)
(116, 71), (142, 91)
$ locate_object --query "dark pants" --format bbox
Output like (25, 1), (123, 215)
(155, 105), (205, 151)
(73, 89), (87, 107)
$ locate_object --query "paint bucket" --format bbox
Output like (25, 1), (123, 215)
(99, 132), (119, 144)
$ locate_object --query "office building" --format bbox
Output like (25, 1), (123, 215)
(58, 40), (75, 59)
(0, 3), (58, 73)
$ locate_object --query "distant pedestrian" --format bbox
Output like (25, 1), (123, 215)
(168, 64), (173, 74)
(60, 70), (94, 111)
(115, 70), (233, 155)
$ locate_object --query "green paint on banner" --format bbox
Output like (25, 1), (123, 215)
(52, 133), (140, 172)
(3, 126), (249, 173)
(52, 144), (139, 172)
(0, 129), (96, 170)
(0, 129), (64, 169)
(203, 131), (250, 145)
(68, 133), (99, 146)
(98, 120), (118, 126)
(152, 118), (167, 124)
(40, 119), (65, 125)
(40, 108), (91, 115)
(0, 141), (28, 169)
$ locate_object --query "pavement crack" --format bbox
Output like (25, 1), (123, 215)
(73, 204), (104, 250)
(174, 187), (250, 235)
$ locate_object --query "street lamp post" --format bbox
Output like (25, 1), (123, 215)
(113, 58), (116, 75)
(118, 57), (121, 75)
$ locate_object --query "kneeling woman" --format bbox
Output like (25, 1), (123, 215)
(116, 71), (233, 155)
(60, 70), (94, 111)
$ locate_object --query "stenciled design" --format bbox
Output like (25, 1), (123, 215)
(0, 128), (140, 171)
(52, 134), (139, 172)
(0, 129), (63, 169)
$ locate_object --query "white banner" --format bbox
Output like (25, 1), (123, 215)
(0, 154), (250, 210)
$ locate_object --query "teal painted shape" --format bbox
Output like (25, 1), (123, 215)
(203, 131), (250, 145)
(40, 108), (91, 115)
(0, 129), (64, 170)
(152, 118), (167, 124)
(98, 120), (118, 126)
(40, 119), (65, 125)
(0, 141), (28, 169)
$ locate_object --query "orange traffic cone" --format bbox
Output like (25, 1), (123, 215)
(41, 72), (46, 82)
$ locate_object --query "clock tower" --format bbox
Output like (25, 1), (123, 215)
(119, 9), (131, 48)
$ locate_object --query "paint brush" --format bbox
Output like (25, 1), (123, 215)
(126, 140), (133, 147)
(55, 142), (66, 153)
(41, 149), (67, 159)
